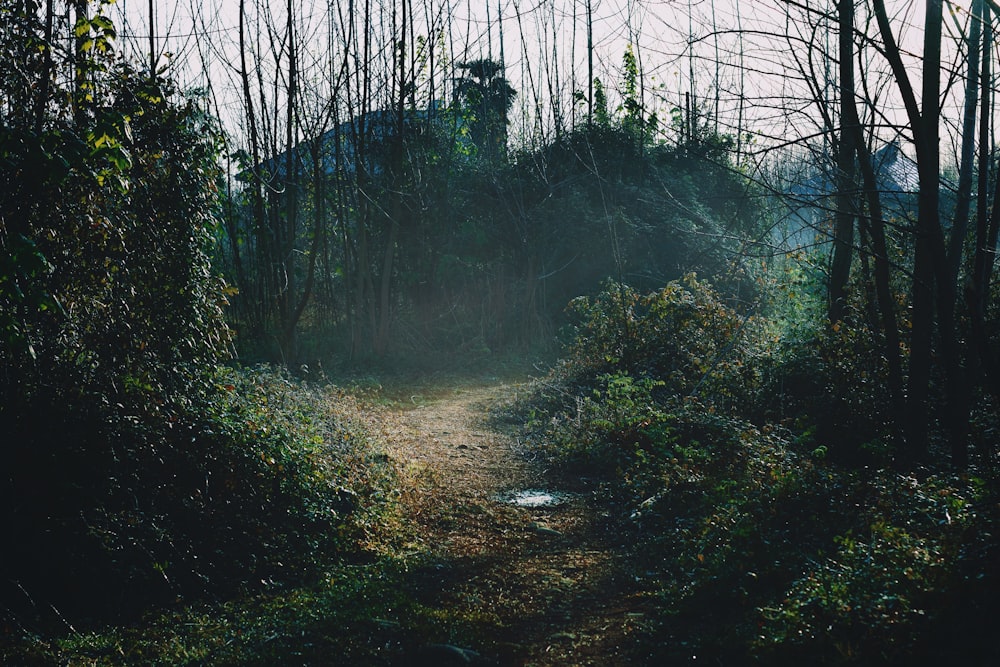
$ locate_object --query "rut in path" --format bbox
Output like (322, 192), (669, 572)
(386, 383), (652, 666)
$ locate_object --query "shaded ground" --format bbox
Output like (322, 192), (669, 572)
(7, 375), (995, 666)
(382, 382), (655, 666)
(0, 378), (661, 666)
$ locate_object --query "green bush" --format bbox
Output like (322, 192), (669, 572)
(755, 317), (897, 462)
(755, 472), (992, 664)
(1, 366), (394, 628)
(0, 11), (395, 630)
(507, 273), (999, 664)
(556, 275), (762, 410)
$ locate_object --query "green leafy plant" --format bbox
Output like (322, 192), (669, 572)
(560, 275), (762, 409)
(0, 7), (395, 632)
(505, 272), (999, 665)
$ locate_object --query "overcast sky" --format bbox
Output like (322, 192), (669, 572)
(107, 1), (973, 161)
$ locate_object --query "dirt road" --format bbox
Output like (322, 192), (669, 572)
(383, 383), (652, 666)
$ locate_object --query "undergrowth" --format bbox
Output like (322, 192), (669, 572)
(0, 366), (397, 643)
(504, 277), (1000, 665)
(2, 557), (442, 666)
(0, 371), (519, 666)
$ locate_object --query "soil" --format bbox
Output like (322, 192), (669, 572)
(381, 381), (655, 666)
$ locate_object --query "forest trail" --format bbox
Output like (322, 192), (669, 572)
(382, 382), (652, 666)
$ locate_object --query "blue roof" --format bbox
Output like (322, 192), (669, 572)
(240, 102), (465, 184)
(787, 141), (920, 203)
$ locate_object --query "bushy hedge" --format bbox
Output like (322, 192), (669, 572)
(0, 12), (395, 631)
(508, 277), (999, 664)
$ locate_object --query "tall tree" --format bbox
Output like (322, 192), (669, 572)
(454, 58), (516, 161)
(870, 0), (943, 463)
(938, 0), (985, 467)
(971, 0), (1000, 400)
(828, 0), (856, 325)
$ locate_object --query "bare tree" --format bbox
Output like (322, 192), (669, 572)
(828, 0), (856, 325)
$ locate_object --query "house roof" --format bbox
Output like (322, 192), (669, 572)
(786, 140), (920, 203)
(240, 101), (464, 184)
(871, 141), (919, 192)
(775, 140), (960, 250)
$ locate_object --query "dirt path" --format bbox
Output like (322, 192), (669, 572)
(383, 382), (652, 666)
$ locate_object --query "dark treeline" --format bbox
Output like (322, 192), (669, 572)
(223, 96), (757, 363)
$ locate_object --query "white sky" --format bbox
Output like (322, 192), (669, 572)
(106, 1), (978, 164)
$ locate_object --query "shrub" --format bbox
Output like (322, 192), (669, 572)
(755, 472), (992, 664)
(755, 316), (897, 463)
(556, 275), (762, 411)
(506, 273), (999, 665)
(1, 366), (394, 628)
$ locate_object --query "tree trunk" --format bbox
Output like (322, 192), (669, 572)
(846, 99), (906, 453)
(33, 0), (55, 133)
(373, 0), (408, 358)
(282, 141), (326, 361)
(902, 0), (945, 465)
(238, 0), (268, 338)
(938, 0), (984, 468)
(829, 0), (856, 325)
(972, 2), (1000, 400)
(279, 0), (300, 361)
(873, 0), (943, 464)
(71, 0), (88, 124)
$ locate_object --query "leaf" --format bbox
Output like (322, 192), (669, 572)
(91, 15), (115, 32)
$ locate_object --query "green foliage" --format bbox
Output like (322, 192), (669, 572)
(420, 123), (762, 355)
(619, 44), (655, 138)
(760, 521), (949, 660)
(517, 369), (996, 663)
(507, 272), (999, 664)
(1, 10), (230, 396)
(755, 261), (901, 460)
(594, 78), (610, 127)
(562, 275), (761, 409)
(1, 366), (394, 627)
(453, 58), (516, 159)
(753, 472), (992, 664)
(0, 233), (56, 358)
(536, 372), (667, 470)
(219, 48), (761, 361)
(5, 560), (413, 665)
(0, 6), (399, 637)
(104, 71), (231, 375)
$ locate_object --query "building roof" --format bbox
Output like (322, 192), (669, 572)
(240, 101), (464, 184)
(786, 140), (920, 204)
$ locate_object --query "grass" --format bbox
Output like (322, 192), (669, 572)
(502, 370), (1000, 665)
(7, 559), (422, 665)
(0, 368), (536, 666)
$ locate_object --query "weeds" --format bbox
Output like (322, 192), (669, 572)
(506, 278), (1000, 665)
(0, 366), (397, 638)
